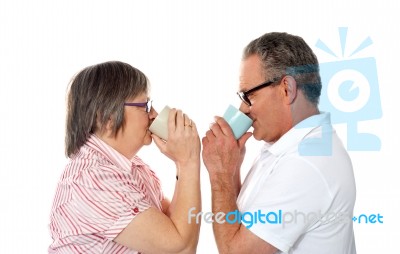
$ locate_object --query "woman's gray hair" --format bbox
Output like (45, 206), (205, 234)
(65, 61), (149, 157)
(243, 32), (322, 105)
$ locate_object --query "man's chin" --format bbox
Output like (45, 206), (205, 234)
(252, 130), (262, 141)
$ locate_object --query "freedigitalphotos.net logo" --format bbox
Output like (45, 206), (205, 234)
(188, 208), (351, 228)
(188, 208), (384, 228)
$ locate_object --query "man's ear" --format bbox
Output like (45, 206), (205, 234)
(283, 75), (297, 104)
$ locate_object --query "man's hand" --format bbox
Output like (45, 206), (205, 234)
(201, 117), (278, 254)
(202, 116), (252, 180)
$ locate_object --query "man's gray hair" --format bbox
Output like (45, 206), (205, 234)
(243, 32), (322, 105)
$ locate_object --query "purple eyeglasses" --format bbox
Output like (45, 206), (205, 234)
(124, 100), (152, 113)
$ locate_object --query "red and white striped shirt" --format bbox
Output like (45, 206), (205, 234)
(49, 135), (164, 253)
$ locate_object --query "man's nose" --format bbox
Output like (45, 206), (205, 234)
(239, 101), (250, 114)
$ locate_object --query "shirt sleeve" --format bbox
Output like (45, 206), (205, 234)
(241, 156), (333, 252)
(70, 164), (152, 240)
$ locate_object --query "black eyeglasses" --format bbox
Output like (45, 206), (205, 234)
(237, 79), (277, 106)
(124, 100), (153, 113)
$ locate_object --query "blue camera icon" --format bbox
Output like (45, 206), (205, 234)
(297, 28), (382, 155)
(319, 57), (382, 151)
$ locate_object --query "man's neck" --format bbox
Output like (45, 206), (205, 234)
(291, 99), (319, 127)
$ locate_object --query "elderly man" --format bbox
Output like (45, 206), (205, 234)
(202, 32), (356, 254)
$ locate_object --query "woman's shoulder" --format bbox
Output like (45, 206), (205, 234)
(64, 146), (128, 185)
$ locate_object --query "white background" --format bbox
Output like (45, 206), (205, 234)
(1, 0), (399, 253)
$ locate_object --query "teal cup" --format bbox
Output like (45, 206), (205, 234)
(222, 105), (253, 140)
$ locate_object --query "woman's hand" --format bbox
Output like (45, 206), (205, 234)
(152, 108), (200, 167)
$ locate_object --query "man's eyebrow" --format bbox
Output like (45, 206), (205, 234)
(238, 82), (251, 92)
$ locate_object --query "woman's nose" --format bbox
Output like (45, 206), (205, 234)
(149, 107), (158, 119)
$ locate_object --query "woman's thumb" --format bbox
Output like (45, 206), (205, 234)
(152, 134), (166, 151)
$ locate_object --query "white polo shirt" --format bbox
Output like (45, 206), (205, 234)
(237, 113), (356, 254)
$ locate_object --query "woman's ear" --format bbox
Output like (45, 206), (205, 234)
(104, 119), (114, 132)
(104, 115), (119, 138)
(283, 75), (298, 105)
(94, 113), (115, 137)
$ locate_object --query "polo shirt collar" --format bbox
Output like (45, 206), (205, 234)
(263, 112), (331, 156)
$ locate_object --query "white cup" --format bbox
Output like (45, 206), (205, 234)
(149, 105), (171, 141)
(223, 105), (253, 140)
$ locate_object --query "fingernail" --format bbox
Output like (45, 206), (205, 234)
(214, 116), (222, 122)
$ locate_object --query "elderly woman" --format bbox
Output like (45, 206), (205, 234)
(49, 61), (201, 253)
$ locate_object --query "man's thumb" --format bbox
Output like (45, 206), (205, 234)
(238, 132), (252, 148)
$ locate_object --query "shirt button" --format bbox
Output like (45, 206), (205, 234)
(133, 207), (139, 214)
